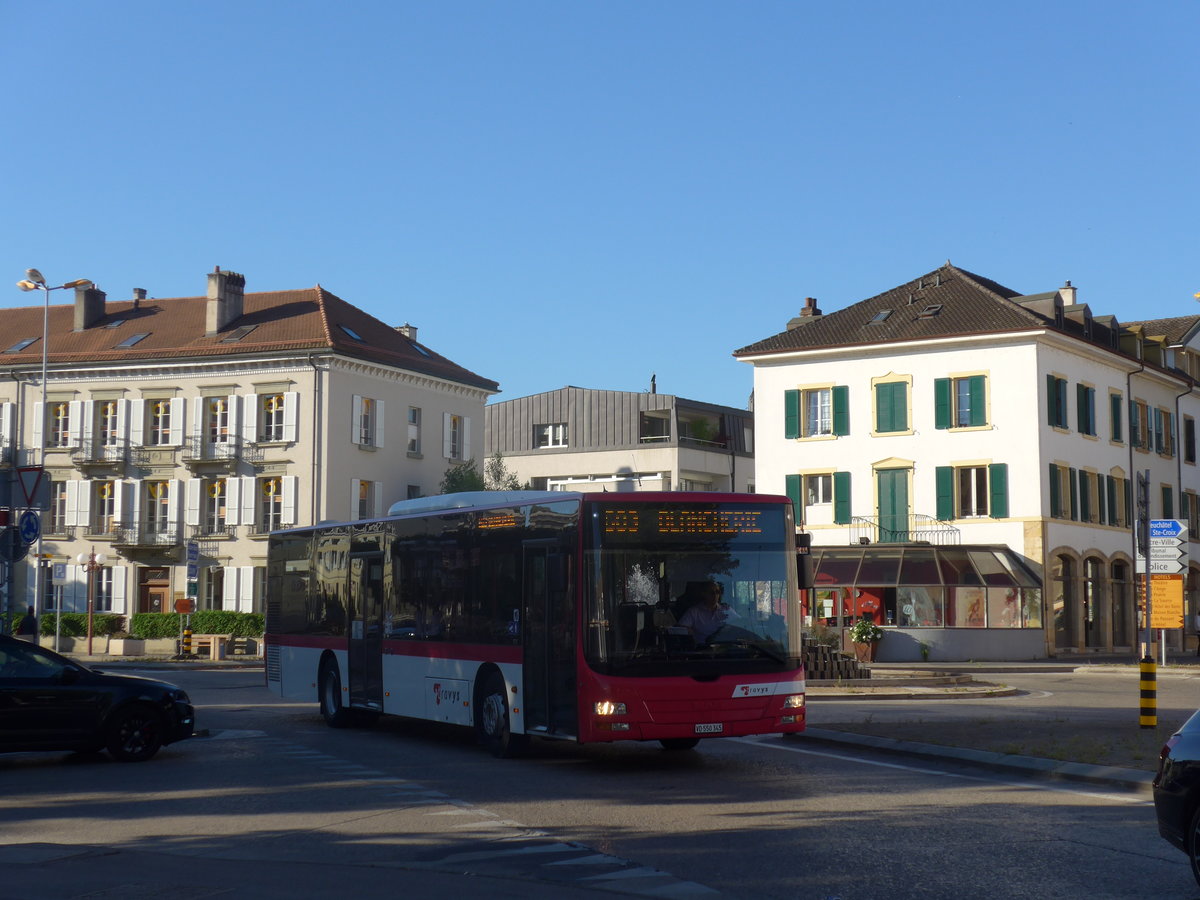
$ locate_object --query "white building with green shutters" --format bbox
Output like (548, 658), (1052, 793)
(737, 263), (1200, 661)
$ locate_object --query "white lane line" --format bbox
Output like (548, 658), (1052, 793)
(730, 736), (1151, 804)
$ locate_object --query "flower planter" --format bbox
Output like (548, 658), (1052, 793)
(852, 641), (878, 663)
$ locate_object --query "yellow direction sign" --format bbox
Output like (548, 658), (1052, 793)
(1150, 574), (1185, 629)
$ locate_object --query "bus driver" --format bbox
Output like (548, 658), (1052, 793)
(677, 581), (740, 643)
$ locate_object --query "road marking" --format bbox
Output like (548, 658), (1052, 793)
(731, 736), (1151, 804)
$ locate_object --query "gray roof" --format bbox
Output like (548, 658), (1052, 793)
(734, 262), (1056, 357)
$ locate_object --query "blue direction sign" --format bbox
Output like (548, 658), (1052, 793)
(1151, 519), (1185, 539)
(17, 510), (40, 545)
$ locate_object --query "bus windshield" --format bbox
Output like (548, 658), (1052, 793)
(583, 501), (799, 676)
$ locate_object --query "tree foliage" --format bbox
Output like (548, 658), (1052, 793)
(439, 453), (523, 494)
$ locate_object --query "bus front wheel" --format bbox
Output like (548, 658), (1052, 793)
(319, 661), (352, 728)
(476, 671), (526, 758)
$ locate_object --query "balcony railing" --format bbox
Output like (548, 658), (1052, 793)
(848, 514), (961, 546)
(113, 525), (182, 549)
(189, 523), (237, 540)
(181, 435), (262, 467)
(71, 438), (132, 468)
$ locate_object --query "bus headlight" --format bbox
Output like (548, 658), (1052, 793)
(782, 694), (805, 708)
(594, 700), (627, 716)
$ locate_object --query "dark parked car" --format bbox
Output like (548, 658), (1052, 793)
(0, 634), (195, 762)
(1154, 708), (1200, 886)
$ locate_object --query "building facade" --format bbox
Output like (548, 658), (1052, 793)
(736, 263), (1200, 661)
(0, 268), (496, 625)
(484, 386), (755, 494)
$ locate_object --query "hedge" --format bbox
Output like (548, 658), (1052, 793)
(129, 611), (264, 639)
(37, 613), (125, 638)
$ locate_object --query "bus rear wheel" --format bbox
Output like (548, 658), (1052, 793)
(319, 661), (352, 728)
(476, 671), (526, 758)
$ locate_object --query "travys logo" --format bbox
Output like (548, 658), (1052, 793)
(738, 684), (771, 697)
(433, 683), (463, 706)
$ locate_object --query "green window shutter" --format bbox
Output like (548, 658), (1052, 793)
(894, 383), (908, 431)
(1049, 463), (1061, 517)
(1106, 475), (1117, 525)
(1182, 491), (1191, 524)
(875, 384), (891, 432)
(1155, 409), (1164, 453)
(832, 385), (849, 436)
(1096, 471), (1106, 524)
(833, 471), (851, 524)
(785, 474), (802, 523)
(969, 376), (986, 427)
(1046, 375), (1057, 427)
(1079, 470), (1091, 522)
(1110, 394), (1122, 442)
(1124, 479), (1132, 524)
(1068, 467), (1078, 520)
(1163, 485), (1174, 519)
(935, 466), (954, 520)
(1129, 400), (1139, 446)
(934, 378), (951, 429)
(784, 390), (799, 439)
(988, 463), (1008, 518)
(1076, 384), (1087, 433)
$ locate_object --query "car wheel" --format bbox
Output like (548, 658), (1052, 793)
(660, 738), (700, 751)
(106, 705), (164, 762)
(475, 670), (526, 758)
(1188, 805), (1200, 888)
(319, 661), (352, 728)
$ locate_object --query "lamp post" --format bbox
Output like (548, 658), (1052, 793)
(76, 549), (107, 656)
(16, 270), (91, 648)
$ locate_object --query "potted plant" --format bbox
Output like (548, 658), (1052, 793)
(847, 618), (884, 663)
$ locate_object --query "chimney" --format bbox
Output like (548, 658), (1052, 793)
(205, 267), (246, 335)
(786, 297), (823, 330)
(395, 323), (417, 341)
(73, 284), (108, 331)
(132, 288), (146, 310)
(1058, 280), (1077, 306)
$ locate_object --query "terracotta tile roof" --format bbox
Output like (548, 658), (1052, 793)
(1123, 315), (1200, 345)
(0, 285), (499, 392)
(734, 262), (1054, 357)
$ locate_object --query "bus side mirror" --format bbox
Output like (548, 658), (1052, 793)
(797, 553), (814, 591)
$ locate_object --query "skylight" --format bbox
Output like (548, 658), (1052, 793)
(338, 324), (364, 341)
(105, 319), (126, 329)
(918, 304), (943, 318)
(4, 337), (39, 353)
(220, 324), (259, 343)
(411, 343), (431, 357)
(114, 333), (149, 349)
(870, 310), (893, 324)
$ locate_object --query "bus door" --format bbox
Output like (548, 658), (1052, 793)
(522, 541), (577, 738)
(347, 552), (385, 710)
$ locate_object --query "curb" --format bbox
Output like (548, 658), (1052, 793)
(796, 727), (1155, 795)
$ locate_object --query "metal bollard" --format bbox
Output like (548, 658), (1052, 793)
(1139, 656), (1157, 729)
(182, 626), (193, 656)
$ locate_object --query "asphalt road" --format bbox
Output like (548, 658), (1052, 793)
(2, 665), (1197, 899)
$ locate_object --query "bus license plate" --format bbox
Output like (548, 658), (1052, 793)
(695, 723), (723, 734)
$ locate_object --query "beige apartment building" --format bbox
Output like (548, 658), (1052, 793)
(0, 268), (496, 623)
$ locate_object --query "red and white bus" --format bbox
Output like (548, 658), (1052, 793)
(265, 490), (805, 755)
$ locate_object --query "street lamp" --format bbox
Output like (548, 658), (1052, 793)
(76, 549), (107, 656)
(16, 270), (90, 647)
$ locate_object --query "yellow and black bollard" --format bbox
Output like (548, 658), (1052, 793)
(182, 624), (193, 657)
(1139, 655), (1157, 729)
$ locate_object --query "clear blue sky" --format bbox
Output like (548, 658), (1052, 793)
(4, 1), (1197, 410)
